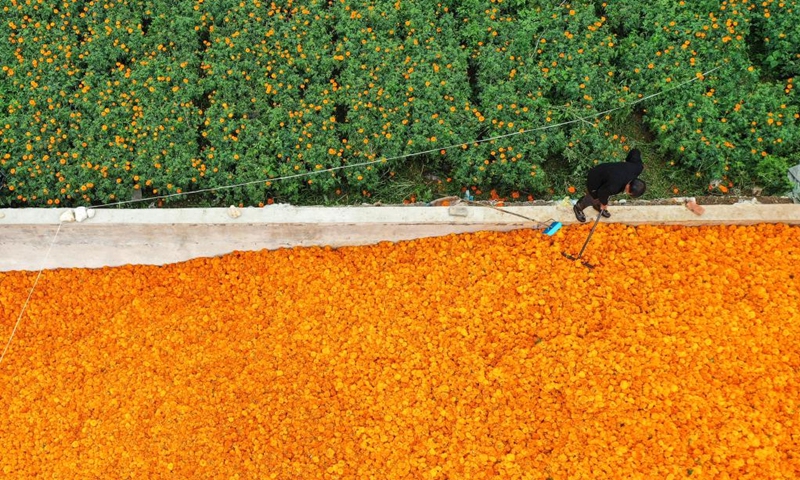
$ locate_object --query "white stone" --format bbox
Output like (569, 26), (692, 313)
(0, 212), (5, 219)
(59, 210), (76, 222)
(87, 209), (96, 219)
(228, 205), (242, 218)
(74, 206), (89, 222)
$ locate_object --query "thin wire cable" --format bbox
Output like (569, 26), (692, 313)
(86, 65), (720, 210)
(0, 66), (722, 366)
(0, 223), (63, 367)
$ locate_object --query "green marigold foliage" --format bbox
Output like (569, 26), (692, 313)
(1, 0), (797, 206)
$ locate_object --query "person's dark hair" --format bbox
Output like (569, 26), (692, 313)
(628, 178), (646, 198)
(626, 148), (642, 163)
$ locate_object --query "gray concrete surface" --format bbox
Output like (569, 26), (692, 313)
(1, 202), (798, 271)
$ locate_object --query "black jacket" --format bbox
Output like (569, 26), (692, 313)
(586, 149), (643, 205)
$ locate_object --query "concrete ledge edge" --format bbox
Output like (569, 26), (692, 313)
(1, 204), (798, 272)
(1, 203), (798, 226)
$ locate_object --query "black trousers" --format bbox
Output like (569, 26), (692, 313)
(575, 192), (603, 213)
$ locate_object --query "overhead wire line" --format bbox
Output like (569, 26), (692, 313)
(0, 0), (724, 365)
(89, 66), (722, 211)
(0, 66), (723, 365)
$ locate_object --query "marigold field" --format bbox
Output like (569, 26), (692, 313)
(1, 223), (799, 479)
(2, 0), (798, 206)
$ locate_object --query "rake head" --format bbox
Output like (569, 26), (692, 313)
(561, 251), (595, 269)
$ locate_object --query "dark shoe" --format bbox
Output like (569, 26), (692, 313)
(573, 204), (586, 223)
(601, 209), (611, 219)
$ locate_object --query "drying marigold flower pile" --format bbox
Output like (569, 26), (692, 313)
(1, 223), (799, 478)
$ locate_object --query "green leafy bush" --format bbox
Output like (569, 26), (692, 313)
(1, 0), (797, 207)
(748, 0), (800, 79)
(610, 0), (798, 192)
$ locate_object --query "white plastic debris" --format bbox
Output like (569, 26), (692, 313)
(228, 205), (242, 218)
(59, 210), (76, 222)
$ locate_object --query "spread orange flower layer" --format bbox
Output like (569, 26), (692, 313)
(1, 224), (799, 478)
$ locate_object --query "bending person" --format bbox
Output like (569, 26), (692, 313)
(573, 148), (646, 222)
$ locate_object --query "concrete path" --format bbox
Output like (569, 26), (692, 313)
(1, 202), (798, 271)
